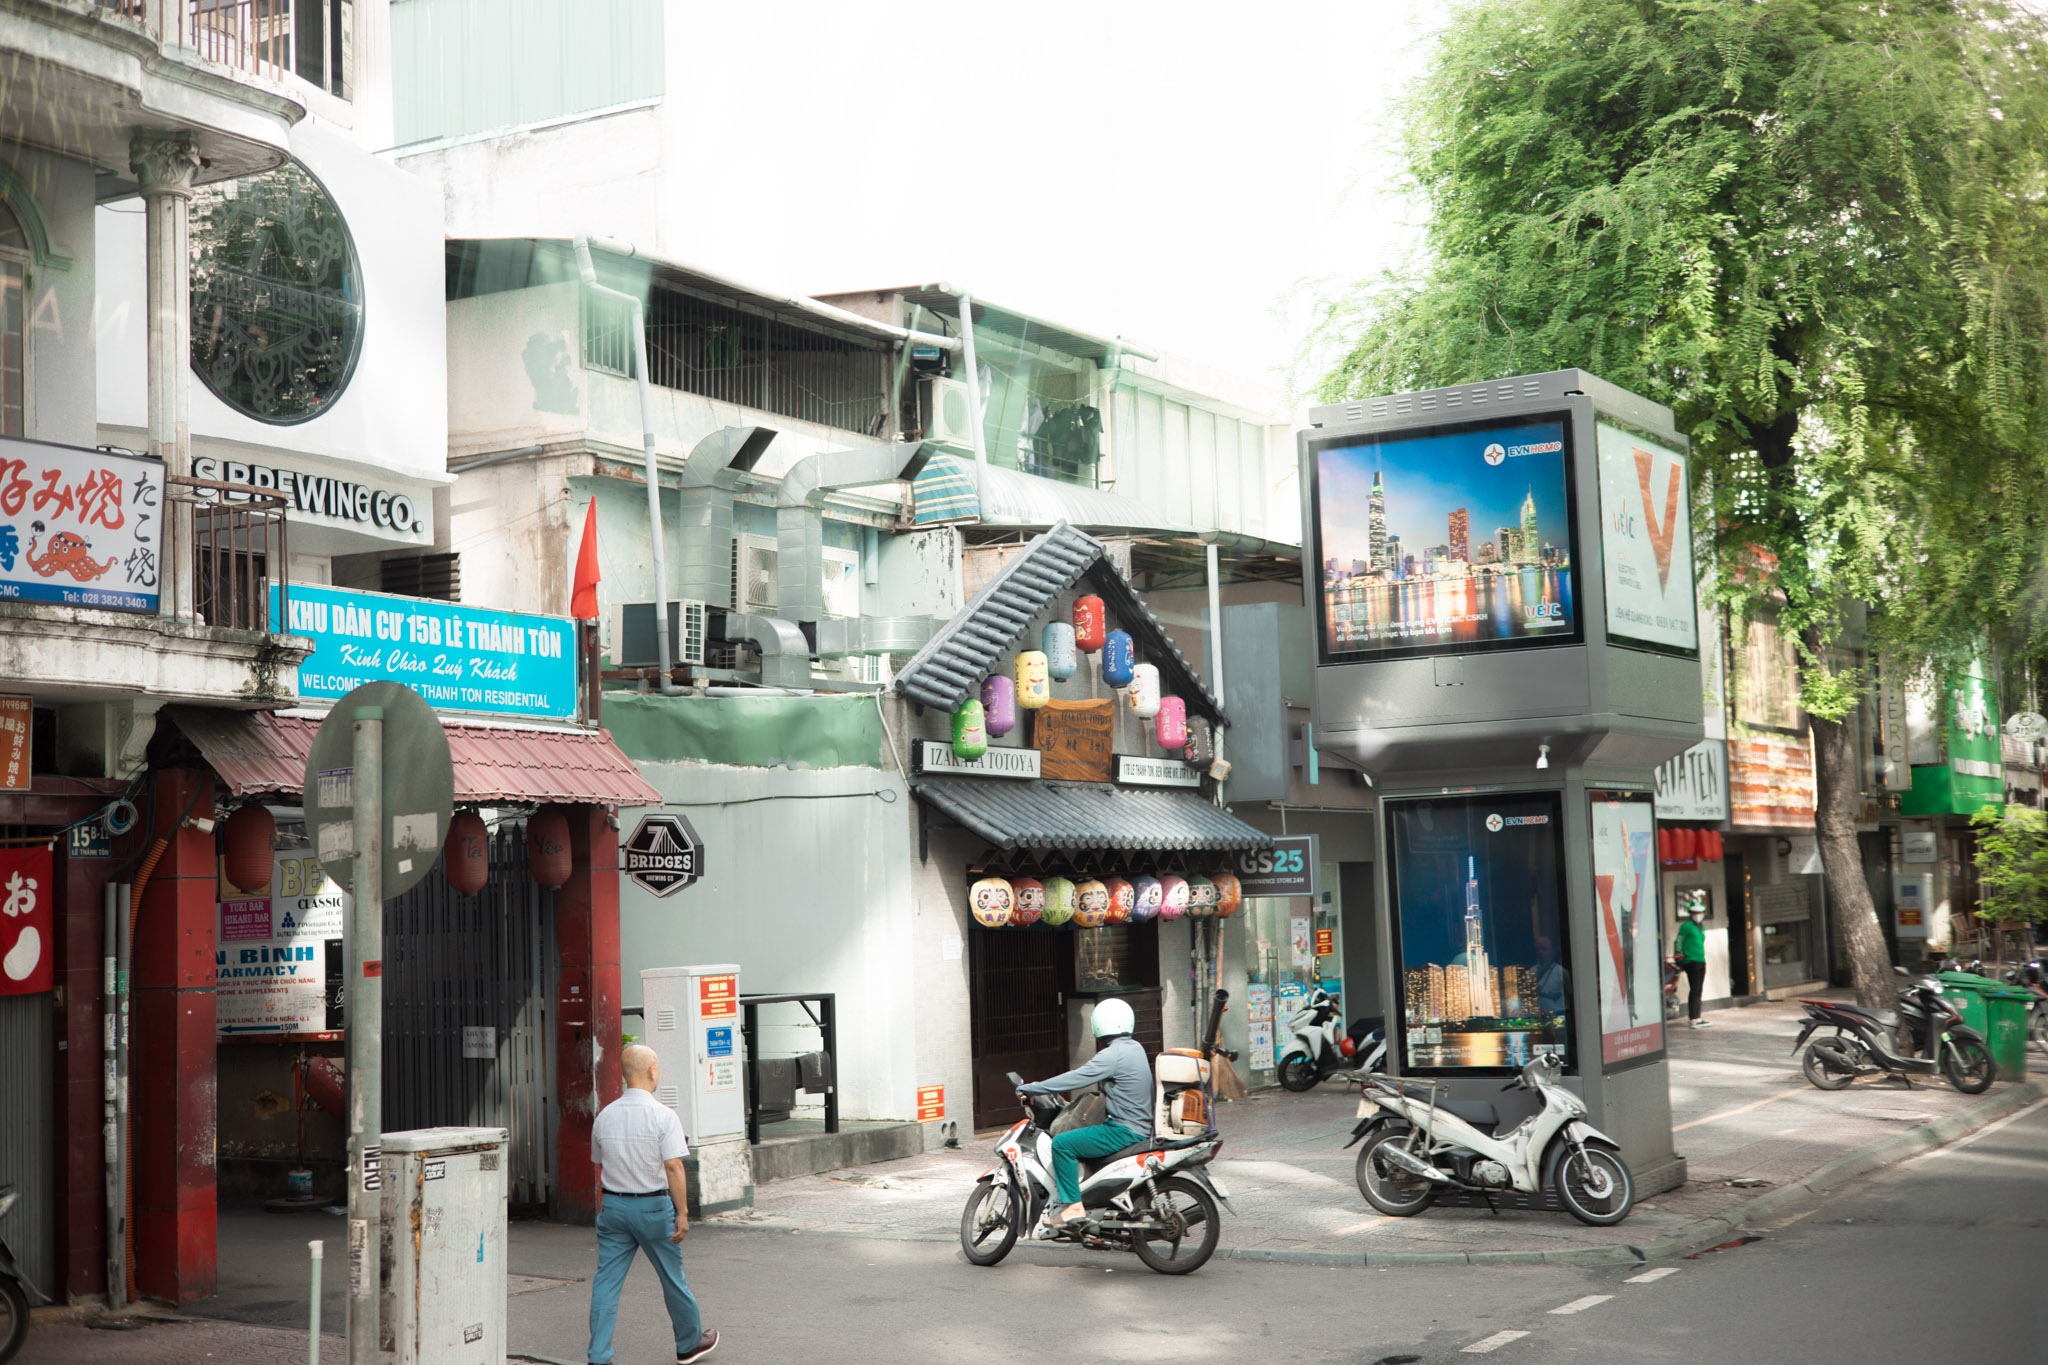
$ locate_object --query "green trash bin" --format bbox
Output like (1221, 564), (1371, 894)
(1981, 985), (2033, 1082)
(1935, 971), (1994, 1038)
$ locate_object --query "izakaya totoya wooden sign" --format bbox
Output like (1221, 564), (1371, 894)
(1031, 698), (1115, 781)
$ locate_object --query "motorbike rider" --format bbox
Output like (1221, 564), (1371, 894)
(1017, 997), (1153, 1229)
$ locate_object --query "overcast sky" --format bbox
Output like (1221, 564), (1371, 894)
(663, 1), (1447, 401)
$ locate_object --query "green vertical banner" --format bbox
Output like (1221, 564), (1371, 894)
(1902, 655), (2003, 817)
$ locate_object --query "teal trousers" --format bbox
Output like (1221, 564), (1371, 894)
(1048, 1122), (1146, 1205)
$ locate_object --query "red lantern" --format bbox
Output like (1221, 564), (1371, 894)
(222, 805), (274, 894)
(527, 807), (573, 888)
(1682, 827), (1701, 862)
(445, 810), (490, 895)
(1702, 830), (1723, 862)
(1073, 596), (1107, 653)
(1657, 828), (1674, 863)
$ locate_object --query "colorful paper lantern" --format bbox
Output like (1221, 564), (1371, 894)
(1184, 718), (1213, 769)
(527, 807), (573, 888)
(1130, 876), (1163, 922)
(981, 674), (1017, 738)
(1156, 696), (1188, 751)
(1186, 874), (1218, 917)
(1104, 877), (1136, 925)
(1015, 651), (1051, 709)
(222, 804), (274, 894)
(1073, 879), (1110, 928)
(1212, 871), (1243, 918)
(1677, 827), (1697, 862)
(1043, 623), (1078, 681)
(1041, 875), (1078, 926)
(969, 876), (1015, 928)
(1158, 874), (1190, 921)
(1702, 830), (1724, 862)
(444, 810), (490, 896)
(952, 699), (988, 760)
(1010, 876), (1045, 927)
(1074, 596), (1107, 652)
(1128, 663), (1161, 719)
(1102, 630), (1136, 688)
(1657, 828), (1674, 863)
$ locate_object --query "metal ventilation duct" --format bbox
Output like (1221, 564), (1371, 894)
(775, 439), (933, 624)
(675, 426), (776, 609)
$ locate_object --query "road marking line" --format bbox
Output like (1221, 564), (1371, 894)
(1550, 1294), (1612, 1314)
(1672, 1084), (1809, 1132)
(1463, 1330), (1531, 1353)
(1625, 1267), (1679, 1283)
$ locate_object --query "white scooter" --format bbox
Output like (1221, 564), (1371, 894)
(1277, 987), (1387, 1091)
(1343, 1052), (1634, 1226)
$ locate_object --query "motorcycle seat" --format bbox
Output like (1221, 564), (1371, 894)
(1078, 1136), (1167, 1177)
(1835, 1004), (1900, 1030)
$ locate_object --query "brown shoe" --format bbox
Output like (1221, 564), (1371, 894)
(678, 1328), (719, 1363)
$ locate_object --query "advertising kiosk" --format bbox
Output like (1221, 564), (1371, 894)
(1300, 370), (1700, 1195)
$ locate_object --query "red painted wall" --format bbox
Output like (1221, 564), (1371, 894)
(52, 844), (112, 1299)
(555, 805), (621, 1224)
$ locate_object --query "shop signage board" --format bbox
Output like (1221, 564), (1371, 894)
(914, 740), (1041, 779)
(193, 454), (429, 541)
(273, 583), (578, 721)
(1590, 791), (1664, 1067)
(1116, 754), (1199, 788)
(1902, 831), (1938, 864)
(623, 812), (705, 897)
(0, 694), (28, 791)
(1727, 731), (1816, 829)
(1596, 422), (1697, 653)
(1233, 835), (1319, 898)
(1032, 699), (1115, 781)
(0, 439), (163, 612)
(1315, 928), (1335, 958)
(1653, 739), (1727, 821)
(0, 845), (52, 995)
(1901, 657), (2003, 817)
(215, 850), (348, 1036)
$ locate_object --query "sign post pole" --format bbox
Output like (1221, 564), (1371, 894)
(346, 706), (383, 1365)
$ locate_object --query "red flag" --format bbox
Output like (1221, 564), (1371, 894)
(571, 497), (601, 620)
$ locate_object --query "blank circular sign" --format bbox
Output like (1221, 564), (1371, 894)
(303, 682), (454, 899)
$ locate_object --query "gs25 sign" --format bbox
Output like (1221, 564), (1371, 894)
(1234, 835), (1318, 898)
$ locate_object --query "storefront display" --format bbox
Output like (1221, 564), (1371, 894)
(1590, 791), (1664, 1065)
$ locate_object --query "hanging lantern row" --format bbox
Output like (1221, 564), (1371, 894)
(1657, 827), (1725, 864)
(969, 870), (1243, 929)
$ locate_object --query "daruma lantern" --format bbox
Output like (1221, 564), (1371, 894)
(1184, 718), (1213, 769)
(1073, 596), (1107, 652)
(969, 876), (1015, 928)
(1104, 877), (1136, 925)
(1127, 663), (1161, 719)
(1158, 874), (1190, 921)
(1186, 875), (1218, 917)
(1130, 876), (1163, 922)
(1041, 876), (1078, 926)
(1102, 631), (1136, 688)
(1073, 879), (1110, 928)
(222, 804), (274, 894)
(1156, 696), (1188, 751)
(527, 807), (572, 888)
(1009, 876), (1045, 927)
(980, 674), (1017, 737)
(952, 699), (989, 760)
(1015, 651), (1051, 709)
(1043, 623), (1078, 681)
(444, 810), (490, 896)
(1212, 871), (1243, 918)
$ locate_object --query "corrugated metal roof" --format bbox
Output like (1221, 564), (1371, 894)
(166, 708), (663, 808)
(914, 777), (1272, 853)
(890, 520), (1225, 725)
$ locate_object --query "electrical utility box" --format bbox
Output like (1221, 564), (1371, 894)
(640, 964), (744, 1143)
(379, 1126), (507, 1365)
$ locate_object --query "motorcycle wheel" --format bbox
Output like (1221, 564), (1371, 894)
(1557, 1146), (1635, 1227)
(959, 1177), (1020, 1267)
(1801, 1040), (1856, 1091)
(1355, 1129), (1438, 1217)
(1130, 1176), (1221, 1275)
(1941, 1037), (1996, 1094)
(2030, 1006), (2048, 1057)
(0, 1273), (25, 1365)
(1277, 1055), (1320, 1092)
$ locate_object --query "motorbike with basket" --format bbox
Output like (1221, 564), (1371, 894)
(1793, 967), (1995, 1093)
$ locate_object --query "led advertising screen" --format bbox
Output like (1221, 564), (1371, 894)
(1387, 792), (1572, 1073)
(1313, 416), (1578, 662)
(1590, 791), (1664, 1066)
(1597, 422), (1697, 654)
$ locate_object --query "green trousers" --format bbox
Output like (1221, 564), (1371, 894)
(1048, 1122), (1146, 1205)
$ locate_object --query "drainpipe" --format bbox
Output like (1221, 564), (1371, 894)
(1205, 539), (1227, 799)
(574, 234), (678, 693)
(954, 291), (990, 491)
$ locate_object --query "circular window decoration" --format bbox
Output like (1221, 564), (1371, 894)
(190, 159), (363, 424)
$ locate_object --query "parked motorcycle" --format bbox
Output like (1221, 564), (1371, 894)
(1277, 988), (1387, 1091)
(1794, 969), (1995, 1094)
(1344, 1052), (1635, 1227)
(959, 993), (1234, 1275)
(0, 1183), (43, 1364)
(2000, 960), (2047, 1056)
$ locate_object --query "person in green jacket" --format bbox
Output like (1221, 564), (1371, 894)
(1676, 905), (1709, 1027)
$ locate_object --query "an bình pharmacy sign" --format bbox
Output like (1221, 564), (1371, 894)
(272, 583), (578, 720)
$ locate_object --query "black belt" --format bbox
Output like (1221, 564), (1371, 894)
(603, 1188), (669, 1199)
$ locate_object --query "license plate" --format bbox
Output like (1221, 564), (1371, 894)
(1357, 1099), (1373, 1118)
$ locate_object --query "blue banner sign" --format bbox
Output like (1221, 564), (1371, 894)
(273, 583), (579, 720)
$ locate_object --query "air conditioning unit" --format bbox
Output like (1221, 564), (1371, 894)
(819, 546), (861, 619)
(918, 375), (979, 450)
(617, 600), (709, 667)
(732, 534), (778, 614)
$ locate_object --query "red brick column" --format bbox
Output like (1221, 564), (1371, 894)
(130, 769), (218, 1303)
(53, 845), (114, 1298)
(555, 805), (622, 1224)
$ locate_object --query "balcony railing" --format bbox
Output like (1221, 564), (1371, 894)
(169, 474), (288, 632)
(91, 1), (351, 95)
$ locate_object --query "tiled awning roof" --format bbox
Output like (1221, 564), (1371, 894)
(165, 707), (663, 808)
(913, 776), (1272, 853)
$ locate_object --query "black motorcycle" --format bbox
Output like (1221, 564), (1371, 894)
(2000, 960), (2047, 1056)
(0, 1183), (41, 1363)
(1794, 969), (1995, 1094)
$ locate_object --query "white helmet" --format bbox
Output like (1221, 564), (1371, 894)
(1091, 997), (1135, 1038)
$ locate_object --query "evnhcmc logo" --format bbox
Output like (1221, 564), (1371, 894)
(622, 812), (705, 898)
(1483, 443), (1506, 466)
(1485, 812), (1505, 832)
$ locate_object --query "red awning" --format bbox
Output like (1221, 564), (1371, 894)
(166, 707), (663, 808)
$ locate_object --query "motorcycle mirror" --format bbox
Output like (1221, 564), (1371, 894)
(1893, 966), (1909, 977)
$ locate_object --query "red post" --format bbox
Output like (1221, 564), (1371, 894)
(555, 805), (622, 1224)
(130, 769), (218, 1302)
(53, 847), (113, 1298)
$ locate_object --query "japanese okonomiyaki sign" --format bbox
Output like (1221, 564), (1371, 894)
(1596, 422), (1696, 652)
(0, 441), (163, 612)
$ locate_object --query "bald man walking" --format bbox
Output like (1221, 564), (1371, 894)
(588, 1044), (717, 1364)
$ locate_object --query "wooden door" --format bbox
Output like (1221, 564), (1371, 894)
(969, 929), (1069, 1130)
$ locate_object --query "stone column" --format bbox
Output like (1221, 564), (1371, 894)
(129, 133), (200, 621)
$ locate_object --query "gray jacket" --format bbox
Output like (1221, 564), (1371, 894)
(1021, 1035), (1154, 1135)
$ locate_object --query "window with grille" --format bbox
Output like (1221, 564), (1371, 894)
(381, 553), (460, 602)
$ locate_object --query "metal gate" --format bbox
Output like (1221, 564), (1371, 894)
(0, 992), (52, 1299)
(383, 822), (551, 1205)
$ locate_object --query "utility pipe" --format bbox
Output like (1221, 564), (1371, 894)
(345, 708), (384, 1365)
(573, 234), (678, 693)
(102, 883), (124, 1310)
(955, 292), (990, 490)
(114, 882), (132, 1305)
(308, 1240), (323, 1365)
(1205, 540), (1227, 797)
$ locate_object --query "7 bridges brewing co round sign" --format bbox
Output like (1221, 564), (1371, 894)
(623, 812), (705, 897)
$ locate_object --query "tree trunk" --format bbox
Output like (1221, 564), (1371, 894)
(1810, 711), (1893, 1007)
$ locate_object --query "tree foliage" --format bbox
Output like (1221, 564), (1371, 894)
(1970, 803), (2048, 925)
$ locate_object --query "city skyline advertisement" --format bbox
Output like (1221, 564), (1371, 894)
(1314, 417), (1577, 659)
